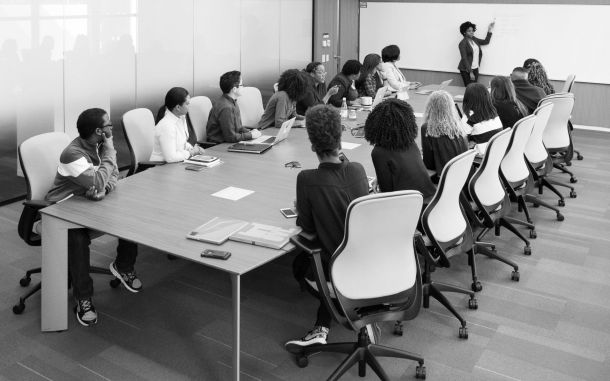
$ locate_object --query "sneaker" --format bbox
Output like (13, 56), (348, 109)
(74, 298), (97, 326)
(109, 261), (142, 293)
(285, 326), (329, 353)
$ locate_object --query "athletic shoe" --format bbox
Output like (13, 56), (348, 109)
(109, 261), (142, 293)
(285, 326), (329, 353)
(74, 298), (97, 326)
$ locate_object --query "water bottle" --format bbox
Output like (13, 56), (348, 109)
(340, 97), (348, 118)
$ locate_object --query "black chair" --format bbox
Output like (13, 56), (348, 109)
(288, 191), (426, 380)
(13, 132), (119, 315)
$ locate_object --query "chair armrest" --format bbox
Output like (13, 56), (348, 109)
(136, 161), (165, 174)
(289, 235), (348, 327)
(18, 199), (52, 245)
(197, 141), (218, 149)
(23, 199), (53, 209)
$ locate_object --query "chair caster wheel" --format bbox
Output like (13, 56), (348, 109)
(13, 302), (25, 314)
(458, 326), (468, 339)
(415, 365), (426, 379)
(529, 230), (537, 239)
(19, 276), (31, 287)
(468, 298), (478, 310)
(524, 246), (532, 256)
(570, 177), (577, 183)
(471, 281), (482, 292)
(569, 191), (577, 198)
(577, 154), (583, 160)
(557, 213), (565, 221)
(296, 355), (309, 368)
(558, 199), (565, 207)
(109, 278), (121, 288)
(394, 321), (403, 336)
(511, 270), (520, 281)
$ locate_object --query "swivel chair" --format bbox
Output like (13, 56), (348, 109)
(236, 86), (264, 128)
(13, 132), (119, 315)
(541, 93), (578, 185)
(122, 108), (165, 176)
(187, 95), (216, 148)
(560, 74), (582, 161)
(288, 191), (427, 380)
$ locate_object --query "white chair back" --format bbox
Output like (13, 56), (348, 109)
(19, 132), (71, 200)
(122, 108), (155, 171)
(561, 74), (576, 93)
(524, 103), (554, 165)
(540, 93), (574, 150)
(331, 191), (423, 300)
(471, 129), (512, 207)
(188, 96), (213, 142)
(501, 115), (535, 184)
(424, 150), (476, 244)
(236, 86), (264, 127)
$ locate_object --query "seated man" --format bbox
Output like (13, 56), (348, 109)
(45, 108), (142, 327)
(285, 105), (369, 350)
(206, 70), (262, 143)
(510, 66), (546, 114)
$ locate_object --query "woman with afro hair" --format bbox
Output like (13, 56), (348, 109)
(258, 69), (307, 130)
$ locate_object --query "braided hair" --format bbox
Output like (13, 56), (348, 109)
(423, 91), (465, 139)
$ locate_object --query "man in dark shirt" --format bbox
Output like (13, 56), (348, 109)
(511, 67), (546, 114)
(285, 105), (369, 351)
(206, 71), (262, 143)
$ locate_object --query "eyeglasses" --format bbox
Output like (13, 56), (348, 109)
(284, 161), (301, 169)
(102, 123), (113, 128)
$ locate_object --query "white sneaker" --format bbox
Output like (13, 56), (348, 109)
(285, 326), (329, 353)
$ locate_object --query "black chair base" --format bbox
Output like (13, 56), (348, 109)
(13, 266), (119, 315)
(293, 328), (426, 380)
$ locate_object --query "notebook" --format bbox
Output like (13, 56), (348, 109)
(184, 155), (221, 167)
(227, 142), (273, 154)
(250, 117), (296, 145)
(186, 217), (249, 245)
(415, 79), (453, 95)
(228, 222), (302, 250)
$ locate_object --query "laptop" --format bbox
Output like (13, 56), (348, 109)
(250, 117), (296, 145)
(416, 79), (453, 95)
(369, 86), (388, 109)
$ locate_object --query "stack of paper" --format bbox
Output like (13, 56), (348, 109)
(186, 217), (248, 244)
(229, 223), (302, 250)
(184, 155), (221, 167)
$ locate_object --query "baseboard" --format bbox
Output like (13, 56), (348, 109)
(573, 125), (610, 133)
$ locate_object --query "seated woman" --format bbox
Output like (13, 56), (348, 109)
(296, 62), (339, 115)
(462, 83), (503, 144)
(527, 61), (555, 96)
(379, 44), (413, 91)
(364, 98), (436, 202)
(258, 69), (307, 130)
(355, 53), (385, 97)
(150, 87), (205, 163)
(421, 91), (469, 179)
(327, 60), (361, 107)
(490, 76), (528, 128)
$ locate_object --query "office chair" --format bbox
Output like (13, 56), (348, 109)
(13, 132), (119, 315)
(468, 128), (533, 260)
(187, 95), (216, 148)
(122, 108), (165, 176)
(560, 74), (582, 161)
(518, 104), (566, 221)
(288, 191), (426, 380)
(415, 150), (479, 339)
(236, 86), (264, 128)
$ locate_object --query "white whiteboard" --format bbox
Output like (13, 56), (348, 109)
(360, 2), (610, 84)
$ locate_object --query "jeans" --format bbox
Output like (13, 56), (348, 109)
(68, 228), (138, 299)
(460, 68), (479, 87)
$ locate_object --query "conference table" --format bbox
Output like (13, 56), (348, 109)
(39, 84), (465, 380)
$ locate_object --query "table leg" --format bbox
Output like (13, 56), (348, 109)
(231, 273), (241, 381)
(41, 214), (77, 332)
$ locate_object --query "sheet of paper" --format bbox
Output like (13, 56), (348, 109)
(341, 142), (361, 150)
(414, 112), (424, 118)
(211, 186), (254, 201)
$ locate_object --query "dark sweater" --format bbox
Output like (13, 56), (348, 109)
(371, 145), (436, 201)
(296, 161), (369, 270)
(493, 100), (524, 128)
(296, 75), (327, 115)
(512, 78), (546, 114)
(421, 124), (469, 176)
(206, 94), (252, 143)
(327, 73), (358, 107)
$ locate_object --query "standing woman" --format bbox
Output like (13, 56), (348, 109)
(458, 20), (495, 86)
(355, 53), (385, 97)
(421, 91), (469, 178)
(490, 76), (528, 128)
(296, 62), (339, 115)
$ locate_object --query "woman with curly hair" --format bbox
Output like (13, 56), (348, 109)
(295, 62), (339, 115)
(355, 53), (385, 97)
(527, 62), (555, 96)
(364, 98), (436, 201)
(462, 82), (503, 143)
(421, 91), (469, 178)
(258, 69), (307, 130)
(490, 76), (528, 128)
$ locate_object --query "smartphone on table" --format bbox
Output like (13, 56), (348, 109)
(280, 208), (298, 218)
(201, 249), (231, 260)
